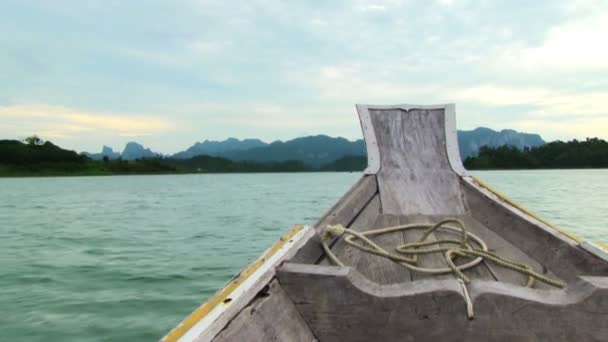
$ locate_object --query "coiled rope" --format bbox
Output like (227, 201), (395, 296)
(321, 218), (565, 319)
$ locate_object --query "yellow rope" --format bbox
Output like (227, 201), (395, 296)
(321, 218), (566, 318)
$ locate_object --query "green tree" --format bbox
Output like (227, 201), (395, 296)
(464, 138), (608, 170)
(23, 135), (44, 146)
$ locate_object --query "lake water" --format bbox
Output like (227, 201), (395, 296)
(1, 170), (607, 341)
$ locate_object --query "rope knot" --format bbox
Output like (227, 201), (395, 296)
(322, 224), (346, 241)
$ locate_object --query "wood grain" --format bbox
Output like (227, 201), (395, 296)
(458, 215), (558, 289)
(461, 177), (608, 283)
(319, 194), (381, 267)
(213, 280), (316, 342)
(291, 175), (378, 264)
(370, 108), (466, 215)
(402, 215), (454, 281)
(278, 264), (608, 342)
(354, 214), (412, 284)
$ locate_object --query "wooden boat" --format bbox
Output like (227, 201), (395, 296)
(162, 104), (608, 342)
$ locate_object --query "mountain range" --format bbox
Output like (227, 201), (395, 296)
(83, 142), (159, 161)
(172, 138), (267, 159)
(457, 127), (545, 159)
(83, 127), (545, 165)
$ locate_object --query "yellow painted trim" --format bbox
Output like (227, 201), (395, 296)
(471, 176), (583, 243)
(162, 224), (305, 342)
(598, 242), (608, 251)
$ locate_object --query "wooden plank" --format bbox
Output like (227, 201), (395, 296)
(213, 280), (316, 342)
(370, 108), (466, 215)
(429, 216), (496, 282)
(319, 194), (381, 266)
(162, 225), (314, 342)
(398, 214), (560, 287)
(278, 263), (608, 342)
(459, 215), (559, 289)
(354, 214), (412, 284)
(403, 215), (454, 281)
(581, 241), (608, 262)
(291, 175), (378, 264)
(461, 177), (608, 283)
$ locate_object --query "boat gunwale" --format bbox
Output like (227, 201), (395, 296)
(160, 224), (314, 342)
(466, 176), (608, 257)
(164, 103), (607, 341)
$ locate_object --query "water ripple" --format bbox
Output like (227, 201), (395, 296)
(1, 171), (606, 342)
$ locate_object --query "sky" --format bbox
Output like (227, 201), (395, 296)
(1, 0), (608, 154)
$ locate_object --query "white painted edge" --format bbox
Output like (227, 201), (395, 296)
(355, 105), (380, 175)
(581, 241), (608, 262)
(443, 104), (468, 176)
(355, 103), (466, 176)
(181, 225), (315, 342)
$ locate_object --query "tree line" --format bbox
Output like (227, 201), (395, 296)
(464, 138), (608, 169)
(4, 135), (606, 176)
(0, 136), (358, 176)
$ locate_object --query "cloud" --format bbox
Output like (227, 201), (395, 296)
(1, 0), (608, 151)
(508, 116), (608, 142)
(0, 104), (174, 139)
(436, 0), (455, 6)
(452, 85), (552, 107)
(452, 85), (608, 117)
(497, 11), (608, 71)
(358, 4), (387, 12)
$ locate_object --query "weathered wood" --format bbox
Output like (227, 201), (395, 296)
(354, 215), (412, 284)
(458, 215), (559, 289)
(427, 216), (496, 282)
(213, 280), (316, 342)
(370, 108), (466, 215)
(319, 194), (381, 267)
(165, 103), (608, 342)
(315, 175), (378, 233)
(461, 177), (608, 282)
(581, 241), (608, 262)
(163, 226), (314, 342)
(292, 175), (378, 264)
(278, 263), (608, 342)
(401, 215), (455, 281)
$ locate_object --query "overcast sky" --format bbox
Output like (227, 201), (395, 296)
(1, 0), (608, 153)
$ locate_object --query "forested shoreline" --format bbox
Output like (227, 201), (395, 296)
(0, 138), (360, 176)
(2, 137), (607, 177)
(464, 138), (608, 169)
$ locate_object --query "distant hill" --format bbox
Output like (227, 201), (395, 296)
(4, 135), (606, 176)
(83, 142), (160, 160)
(82, 127), (545, 165)
(171, 155), (311, 173)
(221, 135), (366, 167)
(458, 127), (544, 159)
(172, 138), (267, 159)
(320, 155), (367, 172)
(121, 142), (160, 160)
(0, 139), (175, 176)
(82, 145), (121, 160)
(200, 129), (543, 165)
(0, 139), (86, 165)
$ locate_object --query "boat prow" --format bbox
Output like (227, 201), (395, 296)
(163, 104), (608, 342)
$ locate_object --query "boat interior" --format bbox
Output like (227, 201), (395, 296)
(209, 105), (608, 342)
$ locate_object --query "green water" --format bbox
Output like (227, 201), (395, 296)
(0, 170), (606, 341)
